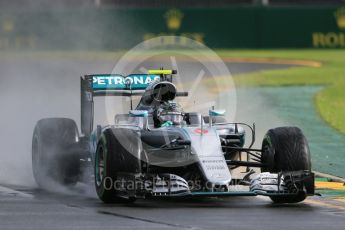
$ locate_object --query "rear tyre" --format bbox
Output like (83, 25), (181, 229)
(95, 128), (140, 203)
(261, 127), (311, 203)
(32, 118), (80, 189)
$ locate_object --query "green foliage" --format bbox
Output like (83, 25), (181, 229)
(216, 49), (345, 134)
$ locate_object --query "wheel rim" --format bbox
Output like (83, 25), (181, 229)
(32, 135), (41, 177)
(95, 146), (105, 187)
(32, 137), (39, 165)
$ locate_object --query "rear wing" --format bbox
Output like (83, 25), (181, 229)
(92, 74), (160, 95)
(80, 73), (188, 136)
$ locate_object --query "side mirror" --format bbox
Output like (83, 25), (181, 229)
(209, 110), (226, 116)
(129, 110), (148, 129)
(129, 110), (148, 117)
(209, 110), (226, 126)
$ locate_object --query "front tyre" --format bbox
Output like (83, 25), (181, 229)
(261, 127), (312, 203)
(95, 129), (139, 203)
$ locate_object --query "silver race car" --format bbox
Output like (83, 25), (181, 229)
(32, 69), (314, 203)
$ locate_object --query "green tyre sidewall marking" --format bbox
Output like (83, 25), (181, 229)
(96, 134), (108, 198)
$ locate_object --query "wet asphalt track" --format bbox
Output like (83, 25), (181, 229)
(1, 54), (345, 230)
(1, 183), (345, 230)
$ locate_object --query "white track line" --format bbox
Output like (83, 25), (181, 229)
(0, 185), (33, 199)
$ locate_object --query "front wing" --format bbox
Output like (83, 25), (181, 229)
(113, 171), (314, 199)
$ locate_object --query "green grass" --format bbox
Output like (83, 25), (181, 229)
(215, 49), (345, 135)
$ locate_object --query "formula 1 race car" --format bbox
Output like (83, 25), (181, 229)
(32, 69), (314, 203)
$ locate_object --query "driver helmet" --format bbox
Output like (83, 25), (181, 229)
(157, 101), (184, 126)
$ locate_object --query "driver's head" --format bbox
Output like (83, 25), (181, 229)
(157, 102), (184, 126)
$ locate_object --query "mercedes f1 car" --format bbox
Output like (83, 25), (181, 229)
(32, 69), (314, 203)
